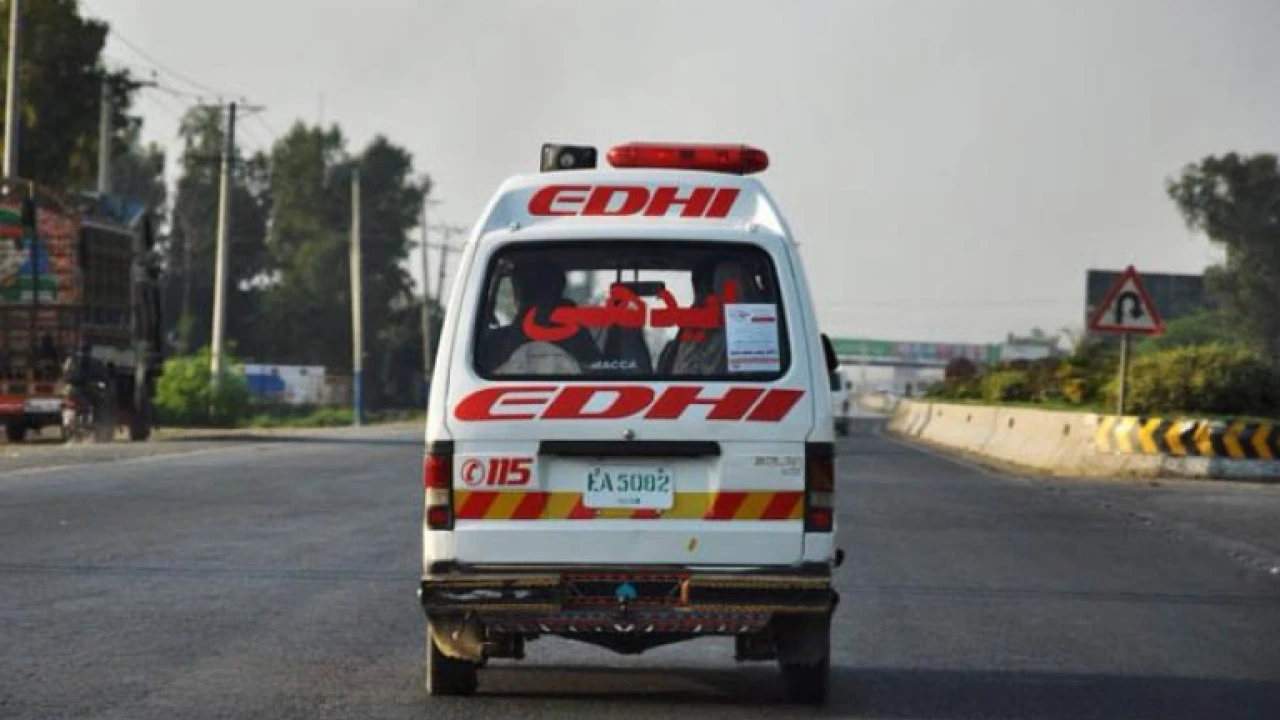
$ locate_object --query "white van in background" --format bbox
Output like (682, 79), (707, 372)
(829, 368), (852, 436)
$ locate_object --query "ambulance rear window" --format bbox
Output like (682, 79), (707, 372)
(472, 241), (790, 380)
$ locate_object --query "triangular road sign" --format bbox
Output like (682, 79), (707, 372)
(1088, 265), (1165, 335)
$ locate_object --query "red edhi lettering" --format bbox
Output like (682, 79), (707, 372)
(453, 386), (557, 421)
(541, 386), (656, 420)
(454, 385), (803, 422)
(527, 185), (739, 219)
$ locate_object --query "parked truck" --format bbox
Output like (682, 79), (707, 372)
(0, 177), (163, 443)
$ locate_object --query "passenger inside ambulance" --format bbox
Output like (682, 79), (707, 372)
(478, 257), (602, 376)
(474, 246), (783, 379)
(655, 256), (765, 375)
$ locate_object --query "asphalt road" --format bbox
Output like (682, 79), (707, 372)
(2, 427), (1278, 719)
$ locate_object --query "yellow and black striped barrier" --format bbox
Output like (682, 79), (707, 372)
(1096, 416), (1278, 460)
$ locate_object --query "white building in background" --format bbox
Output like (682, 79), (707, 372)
(239, 364), (328, 405)
(998, 343), (1055, 362)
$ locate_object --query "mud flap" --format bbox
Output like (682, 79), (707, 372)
(428, 614), (486, 662)
(772, 614), (830, 666)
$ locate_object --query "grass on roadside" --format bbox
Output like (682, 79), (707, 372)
(912, 397), (1280, 424)
(241, 407), (424, 429)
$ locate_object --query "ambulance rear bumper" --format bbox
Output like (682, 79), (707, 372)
(418, 564), (837, 617)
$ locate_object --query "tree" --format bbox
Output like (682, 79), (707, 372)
(0, 0), (138, 189)
(1167, 153), (1280, 365)
(1136, 310), (1243, 354)
(259, 122), (351, 368)
(944, 356), (977, 382)
(110, 118), (166, 211)
(261, 122), (430, 406)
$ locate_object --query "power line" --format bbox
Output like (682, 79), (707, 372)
(236, 119), (270, 150)
(251, 114), (278, 144)
(147, 82), (211, 103)
(108, 28), (230, 99)
(140, 89), (185, 125)
(105, 30), (273, 134)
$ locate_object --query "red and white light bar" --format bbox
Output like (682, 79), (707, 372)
(541, 142), (770, 175)
(607, 142), (769, 175)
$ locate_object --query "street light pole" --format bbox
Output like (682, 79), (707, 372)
(3, 0), (21, 178)
(209, 101), (235, 383)
(97, 77), (111, 193)
(350, 167), (364, 426)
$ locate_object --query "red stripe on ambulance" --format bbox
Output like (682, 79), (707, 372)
(510, 492), (549, 520)
(705, 492), (749, 520)
(760, 491), (802, 520)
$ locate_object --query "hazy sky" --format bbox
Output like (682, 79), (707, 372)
(82, 0), (1280, 344)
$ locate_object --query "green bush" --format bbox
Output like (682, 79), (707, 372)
(1056, 339), (1117, 406)
(944, 357), (978, 382)
(1025, 358), (1063, 402)
(982, 370), (1031, 402)
(244, 407), (355, 429)
(154, 347), (252, 427)
(1136, 311), (1243, 354)
(925, 378), (981, 401)
(1113, 344), (1280, 417)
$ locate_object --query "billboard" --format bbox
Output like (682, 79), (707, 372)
(831, 338), (998, 365)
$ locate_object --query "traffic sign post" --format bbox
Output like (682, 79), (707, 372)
(1086, 265), (1165, 415)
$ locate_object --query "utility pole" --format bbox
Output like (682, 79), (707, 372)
(3, 0), (21, 178)
(179, 212), (193, 353)
(350, 167), (364, 426)
(97, 77), (112, 192)
(416, 220), (464, 403)
(1116, 334), (1130, 416)
(95, 74), (156, 193)
(430, 223), (467, 307)
(419, 198), (441, 401)
(209, 101), (235, 382)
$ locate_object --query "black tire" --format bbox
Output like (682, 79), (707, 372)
(776, 615), (831, 705)
(93, 381), (117, 443)
(129, 398), (153, 442)
(129, 420), (151, 442)
(780, 654), (829, 705)
(5, 421), (26, 442)
(425, 619), (478, 697)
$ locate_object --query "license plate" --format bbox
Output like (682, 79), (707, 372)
(24, 398), (63, 413)
(584, 465), (675, 510)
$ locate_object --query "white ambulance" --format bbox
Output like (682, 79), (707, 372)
(419, 142), (844, 704)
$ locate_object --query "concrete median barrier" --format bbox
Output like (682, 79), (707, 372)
(887, 400), (1280, 482)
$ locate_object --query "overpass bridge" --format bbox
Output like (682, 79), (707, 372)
(831, 337), (999, 394)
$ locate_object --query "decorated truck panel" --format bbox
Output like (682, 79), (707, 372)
(0, 178), (162, 442)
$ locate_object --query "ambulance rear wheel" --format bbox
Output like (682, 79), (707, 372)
(425, 620), (478, 697)
(780, 653), (829, 705)
(775, 615), (831, 705)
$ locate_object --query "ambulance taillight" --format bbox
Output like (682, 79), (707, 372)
(606, 142), (770, 175)
(424, 445), (454, 530)
(804, 443), (835, 533)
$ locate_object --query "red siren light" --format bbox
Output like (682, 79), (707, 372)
(606, 142), (769, 175)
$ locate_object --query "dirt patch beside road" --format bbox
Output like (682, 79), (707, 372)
(0, 420), (424, 475)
